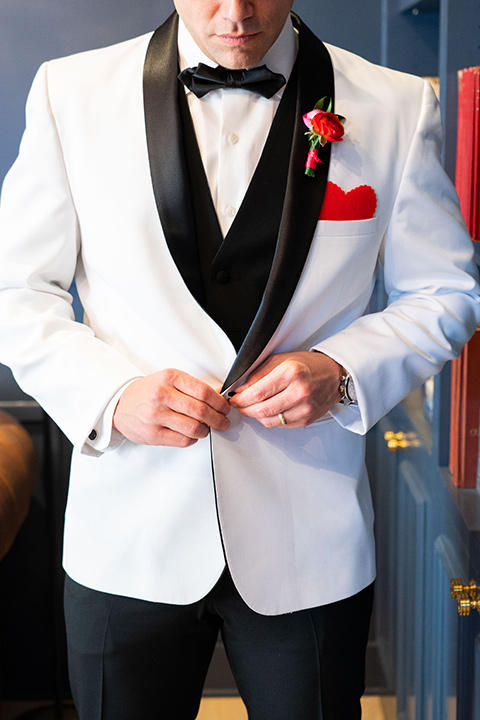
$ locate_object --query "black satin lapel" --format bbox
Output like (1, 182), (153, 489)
(143, 12), (203, 302)
(222, 15), (335, 390)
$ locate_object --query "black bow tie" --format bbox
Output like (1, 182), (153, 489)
(178, 63), (286, 99)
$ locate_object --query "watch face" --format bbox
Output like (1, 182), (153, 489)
(346, 375), (357, 404)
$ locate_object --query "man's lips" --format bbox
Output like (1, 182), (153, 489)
(216, 33), (259, 46)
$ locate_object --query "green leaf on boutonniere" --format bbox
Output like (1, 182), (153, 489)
(314, 96), (333, 113)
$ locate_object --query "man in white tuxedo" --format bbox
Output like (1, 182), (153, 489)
(0, 0), (479, 718)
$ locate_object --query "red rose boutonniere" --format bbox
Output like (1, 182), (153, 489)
(303, 97), (346, 177)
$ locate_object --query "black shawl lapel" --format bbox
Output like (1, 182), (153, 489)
(143, 12), (203, 302)
(222, 14), (335, 391)
(144, 12), (334, 388)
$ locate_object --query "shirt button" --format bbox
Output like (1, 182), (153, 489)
(224, 205), (237, 218)
(228, 133), (239, 145)
(216, 270), (230, 284)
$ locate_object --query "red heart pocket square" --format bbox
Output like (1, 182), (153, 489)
(319, 182), (377, 221)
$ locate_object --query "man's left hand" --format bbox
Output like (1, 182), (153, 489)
(228, 351), (344, 428)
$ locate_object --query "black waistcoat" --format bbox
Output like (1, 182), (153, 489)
(177, 64), (298, 351)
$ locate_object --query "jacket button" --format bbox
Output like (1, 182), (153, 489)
(216, 270), (230, 284)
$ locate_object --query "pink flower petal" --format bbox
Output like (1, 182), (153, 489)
(302, 109), (322, 130)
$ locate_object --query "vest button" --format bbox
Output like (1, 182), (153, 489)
(215, 270), (231, 285)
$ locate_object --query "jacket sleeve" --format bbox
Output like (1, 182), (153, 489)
(312, 79), (480, 434)
(0, 63), (145, 449)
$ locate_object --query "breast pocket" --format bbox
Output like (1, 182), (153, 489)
(315, 217), (379, 239)
(299, 217), (382, 315)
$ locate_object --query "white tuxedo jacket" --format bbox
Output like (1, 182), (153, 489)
(0, 13), (479, 614)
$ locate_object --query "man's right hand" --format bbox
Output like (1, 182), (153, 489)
(113, 369), (230, 447)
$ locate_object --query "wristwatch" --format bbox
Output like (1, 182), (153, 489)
(339, 371), (357, 405)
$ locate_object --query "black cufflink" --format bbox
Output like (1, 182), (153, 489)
(88, 429), (98, 441)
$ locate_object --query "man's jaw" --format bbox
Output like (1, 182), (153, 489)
(208, 29), (267, 68)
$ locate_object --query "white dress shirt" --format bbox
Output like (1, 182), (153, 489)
(88, 17), (297, 451)
(178, 17), (297, 237)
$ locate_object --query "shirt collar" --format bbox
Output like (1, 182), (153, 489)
(178, 14), (298, 92)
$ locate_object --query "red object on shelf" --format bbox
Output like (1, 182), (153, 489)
(450, 66), (480, 488)
(456, 66), (479, 242)
(450, 330), (480, 487)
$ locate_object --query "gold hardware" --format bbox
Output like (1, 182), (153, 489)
(450, 579), (480, 615)
(384, 430), (420, 452)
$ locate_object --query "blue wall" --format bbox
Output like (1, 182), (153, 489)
(0, 0), (173, 178)
(0, 0), (384, 183)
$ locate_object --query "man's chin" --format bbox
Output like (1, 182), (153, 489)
(206, 38), (267, 70)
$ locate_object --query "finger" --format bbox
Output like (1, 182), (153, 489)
(233, 393), (294, 423)
(243, 408), (307, 430)
(169, 370), (230, 415)
(249, 402), (328, 429)
(167, 386), (230, 432)
(112, 407), (205, 447)
(230, 364), (290, 410)
(149, 370), (230, 431)
(272, 411), (308, 429)
(234, 354), (289, 393)
(148, 426), (200, 448)
(152, 406), (214, 439)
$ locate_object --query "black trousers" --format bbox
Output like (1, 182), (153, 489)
(64, 571), (373, 720)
